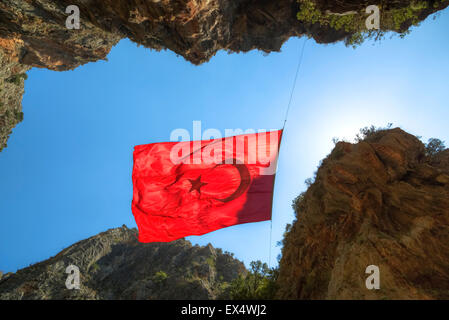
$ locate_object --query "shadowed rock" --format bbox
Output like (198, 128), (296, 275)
(277, 128), (449, 299)
(1, 0), (448, 151)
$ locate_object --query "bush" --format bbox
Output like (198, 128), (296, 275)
(425, 138), (446, 156)
(89, 262), (100, 272)
(153, 270), (168, 283)
(276, 223), (293, 248)
(225, 261), (278, 300)
(15, 111), (24, 122)
(206, 256), (216, 269)
(7, 73), (28, 86)
(292, 192), (305, 213)
(355, 123), (393, 142)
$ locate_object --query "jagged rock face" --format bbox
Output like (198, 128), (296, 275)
(0, 40), (29, 150)
(277, 129), (449, 299)
(0, 226), (246, 300)
(1, 0), (449, 151)
(1, 1), (446, 71)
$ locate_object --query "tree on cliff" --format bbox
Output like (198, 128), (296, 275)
(222, 261), (278, 300)
(425, 138), (446, 156)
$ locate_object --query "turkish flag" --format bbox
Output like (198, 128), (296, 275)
(132, 130), (282, 242)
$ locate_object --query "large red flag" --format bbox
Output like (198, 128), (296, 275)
(132, 130), (282, 242)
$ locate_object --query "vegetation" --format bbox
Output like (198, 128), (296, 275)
(425, 138), (446, 156)
(354, 125), (446, 158)
(91, 263), (100, 271)
(355, 123), (393, 142)
(224, 261), (278, 300)
(277, 223), (293, 249)
(296, 0), (364, 32)
(387, 1), (449, 31)
(15, 111), (24, 122)
(296, 0), (448, 47)
(292, 192), (305, 216)
(6, 73), (28, 86)
(296, 0), (323, 25)
(1, 109), (24, 124)
(206, 256), (216, 268)
(153, 270), (168, 283)
(392, 5), (425, 30)
(304, 177), (314, 187)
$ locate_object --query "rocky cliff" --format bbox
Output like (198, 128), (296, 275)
(277, 128), (449, 299)
(0, 226), (246, 299)
(1, 0), (448, 151)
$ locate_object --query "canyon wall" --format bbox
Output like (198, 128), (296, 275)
(277, 128), (449, 299)
(1, 0), (448, 150)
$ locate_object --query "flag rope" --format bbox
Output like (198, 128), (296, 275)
(283, 38), (308, 129)
(269, 38), (308, 268)
(269, 218), (273, 268)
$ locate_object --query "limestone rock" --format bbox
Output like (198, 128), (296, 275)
(0, 226), (246, 300)
(277, 128), (449, 299)
(1, 0), (448, 151)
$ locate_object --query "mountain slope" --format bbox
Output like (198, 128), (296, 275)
(0, 226), (246, 300)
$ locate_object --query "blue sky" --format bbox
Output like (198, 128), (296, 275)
(1, 9), (448, 272)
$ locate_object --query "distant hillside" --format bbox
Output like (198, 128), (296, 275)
(0, 226), (246, 300)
